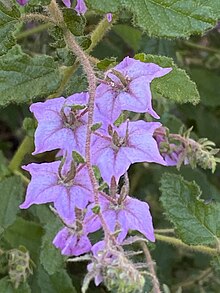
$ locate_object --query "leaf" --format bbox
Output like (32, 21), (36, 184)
(188, 68), (220, 107)
(135, 53), (200, 105)
(113, 24), (142, 51)
(86, 0), (220, 38)
(40, 218), (65, 275)
(3, 217), (44, 262)
(0, 176), (24, 235)
(37, 266), (77, 293)
(123, 0), (220, 38)
(0, 45), (62, 107)
(63, 8), (86, 36)
(160, 173), (220, 245)
(0, 2), (20, 56)
(0, 277), (31, 293)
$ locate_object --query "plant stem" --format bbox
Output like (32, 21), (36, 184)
(140, 242), (161, 293)
(154, 229), (175, 234)
(155, 234), (218, 256)
(172, 268), (212, 290)
(16, 23), (52, 40)
(48, 0), (113, 240)
(183, 40), (220, 55)
(87, 16), (116, 53)
(20, 14), (54, 24)
(8, 136), (34, 172)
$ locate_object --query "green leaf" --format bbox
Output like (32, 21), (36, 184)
(0, 277), (31, 293)
(63, 8), (86, 36)
(188, 68), (220, 107)
(135, 53), (200, 105)
(0, 2), (20, 56)
(0, 176), (23, 235)
(113, 24), (142, 51)
(86, 0), (120, 13)
(3, 217), (44, 262)
(160, 173), (220, 245)
(0, 151), (11, 179)
(37, 266), (77, 293)
(97, 57), (117, 71)
(87, 0), (220, 38)
(0, 45), (62, 107)
(40, 218), (65, 275)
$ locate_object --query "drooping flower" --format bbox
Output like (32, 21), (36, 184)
(91, 120), (166, 184)
(75, 0), (87, 15)
(31, 92), (89, 157)
(53, 227), (92, 256)
(95, 57), (172, 123)
(19, 161), (93, 224)
(16, 0), (29, 5)
(88, 193), (155, 243)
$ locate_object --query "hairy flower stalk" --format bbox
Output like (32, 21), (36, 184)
(154, 126), (220, 172)
(48, 0), (115, 241)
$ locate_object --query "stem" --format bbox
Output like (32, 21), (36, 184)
(87, 16), (116, 54)
(183, 40), (220, 55)
(140, 242), (161, 293)
(48, 0), (114, 240)
(154, 229), (175, 234)
(172, 268), (212, 290)
(20, 14), (54, 24)
(16, 23), (52, 40)
(8, 136), (34, 172)
(155, 234), (218, 256)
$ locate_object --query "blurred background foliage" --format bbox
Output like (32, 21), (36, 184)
(0, 1), (220, 292)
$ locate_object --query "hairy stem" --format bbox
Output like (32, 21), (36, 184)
(87, 16), (116, 53)
(20, 14), (54, 24)
(183, 40), (220, 55)
(140, 242), (161, 293)
(16, 23), (52, 40)
(48, 0), (114, 240)
(155, 234), (218, 256)
(8, 136), (34, 172)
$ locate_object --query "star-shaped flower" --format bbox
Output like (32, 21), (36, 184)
(31, 92), (89, 157)
(19, 161), (93, 224)
(95, 57), (172, 123)
(89, 194), (155, 243)
(91, 120), (166, 184)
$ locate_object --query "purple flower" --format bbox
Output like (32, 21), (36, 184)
(154, 126), (187, 166)
(95, 57), (172, 123)
(89, 194), (155, 243)
(16, 0), (29, 5)
(19, 161), (93, 224)
(75, 0), (87, 15)
(53, 227), (91, 256)
(106, 13), (112, 22)
(31, 92), (89, 157)
(62, 0), (71, 8)
(91, 120), (166, 184)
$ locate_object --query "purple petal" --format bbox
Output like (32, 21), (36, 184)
(95, 84), (121, 123)
(19, 162), (61, 209)
(122, 196), (155, 242)
(106, 13), (112, 22)
(16, 0), (29, 5)
(75, 0), (87, 15)
(113, 57), (172, 81)
(62, 0), (71, 8)
(118, 76), (159, 119)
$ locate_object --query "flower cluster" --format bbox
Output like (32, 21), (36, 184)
(20, 57), (172, 288)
